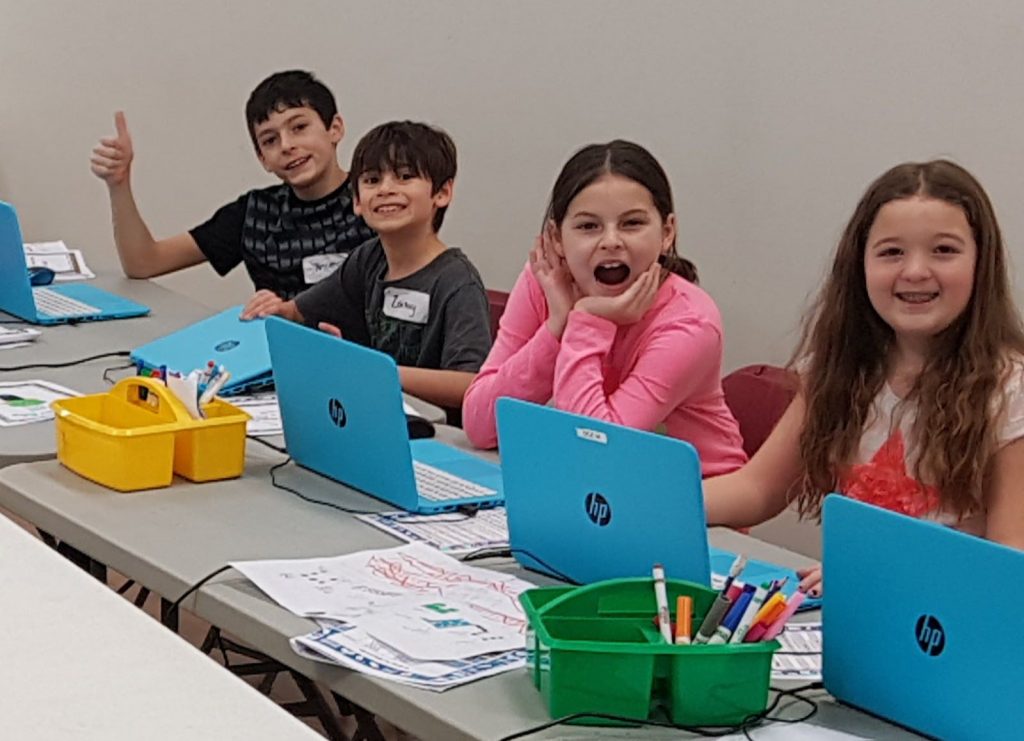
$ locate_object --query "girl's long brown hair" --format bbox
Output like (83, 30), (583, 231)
(792, 160), (1024, 519)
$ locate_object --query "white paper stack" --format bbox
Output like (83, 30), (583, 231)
(231, 542), (533, 690)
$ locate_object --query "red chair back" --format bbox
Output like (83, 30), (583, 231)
(722, 364), (797, 457)
(486, 289), (509, 340)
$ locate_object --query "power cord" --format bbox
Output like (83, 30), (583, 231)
(167, 564), (234, 617)
(102, 361), (138, 385)
(246, 434), (287, 455)
(0, 350), (130, 371)
(460, 547), (578, 583)
(268, 454), (376, 511)
(497, 681), (823, 740)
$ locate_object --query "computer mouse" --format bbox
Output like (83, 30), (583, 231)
(406, 414), (435, 439)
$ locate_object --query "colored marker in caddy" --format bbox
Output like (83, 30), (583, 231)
(674, 595), (693, 645)
(729, 582), (770, 643)
(652, 564), (673, 644)
(708, 584), (755, 644)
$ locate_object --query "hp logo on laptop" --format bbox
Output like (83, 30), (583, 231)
(584, 493), (611, 526)
(915, 614), (945, 656)
(214, 340), (240, 352)
(327, 398), (347, 428)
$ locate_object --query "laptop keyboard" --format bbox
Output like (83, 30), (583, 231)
(413, 461), (497, 502)
(34, 288), (100, 317)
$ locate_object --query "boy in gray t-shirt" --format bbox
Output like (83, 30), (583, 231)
(242, 120), (492, 417)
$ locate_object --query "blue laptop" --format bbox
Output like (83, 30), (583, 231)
(266, 316), (503, 514)
(131, 306), (273, 395)
(497, 398), (712, 585)
(0, 201), (149, 324)
(823, 495), (1024, 740)
(497, 398), (822, 607)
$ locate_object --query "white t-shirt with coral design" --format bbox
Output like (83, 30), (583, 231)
(842, 362), (1024, 535)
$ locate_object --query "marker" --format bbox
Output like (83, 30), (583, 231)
(740, 593), (786, 642)
(652, 564), (673, 644)
(708, 584), (754, 644)
(198, 371), (231, 406)
(729, 582), (770, 643)
(721, 554), (747, 594)
(762, 590), (807, 640)
(693, 594), (732, 644)
(674, 596), (693, 645)
(725, 581), (744, 604)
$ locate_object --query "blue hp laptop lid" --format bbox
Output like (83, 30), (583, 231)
(131, 306), (273, 395)
(496, 398), (711, 585)
(0, 201), (149, 324)
(823, 495), (1024, 740)
(265, 317), (502, 513)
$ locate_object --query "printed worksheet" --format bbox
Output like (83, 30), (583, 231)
(357, 507), (509, 555)
(771, 621), (822, 680)
(24, 241), (96, 281)
(0, 380), (79, 426)
(228, 393), (282, 436)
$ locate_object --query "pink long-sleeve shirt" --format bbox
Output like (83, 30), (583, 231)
(462, 265), (747, 477)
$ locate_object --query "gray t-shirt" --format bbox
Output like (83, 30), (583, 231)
(293, 237), (492, 372)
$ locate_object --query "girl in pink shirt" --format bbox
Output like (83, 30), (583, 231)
(462, 140), (746, 477)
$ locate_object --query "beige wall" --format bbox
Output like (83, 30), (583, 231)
(4, 1), (1023, 556)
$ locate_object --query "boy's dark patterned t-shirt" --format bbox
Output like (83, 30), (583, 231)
(189, 179), (374, 298)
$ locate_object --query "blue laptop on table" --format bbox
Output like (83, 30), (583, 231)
(823, 495), (1024, 741)
(0, 200), (149, 324)
(497, 398), (820, 607)
(131, 306), (273, 395)
(266, 316), (503, 514)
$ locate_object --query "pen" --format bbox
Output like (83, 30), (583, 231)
(708, 585), (754, 644)
(721, 553), (747, 594)
(762, 590), (807, 640)
(693, 593), (732, 644)
(729, 582), (770, 643)
(674, 595), (693, 645)
(652, 564), (673, 644)
(198, 371), (231, 406)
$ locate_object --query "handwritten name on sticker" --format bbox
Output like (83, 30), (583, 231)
(575, 427), (607, 444)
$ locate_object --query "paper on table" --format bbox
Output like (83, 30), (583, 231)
(357, 507), (509, 555)
(771, 621), (822, 680)
(291, 619), (526, 691)
(719, 726), (868, 740)
(231, 542), (533, 623)
(24, 242), (96, 281)
(0, 380), (79, 427)
(229, 393), (282, 436)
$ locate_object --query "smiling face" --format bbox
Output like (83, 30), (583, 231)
(864, 196), (977, 354)
(253, 106), (343, 199)
(354, 166), (452, 236)
(552, 173), (675, 297)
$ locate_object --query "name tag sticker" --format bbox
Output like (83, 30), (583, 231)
(302, 253), (347, 284)
(382, 288), (431, 325)
(576, 427), (607, 445)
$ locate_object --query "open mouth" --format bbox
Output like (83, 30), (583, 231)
(895, 292), (939, 304)
(285, 155), (311, 171)
(594, 262), (631, 286)
(373, 204), (405, 215)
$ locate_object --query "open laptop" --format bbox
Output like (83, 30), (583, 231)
(0, 201), (149, 324)
(266, 316), (503, 513)
(496, 397), (712, 585)
(131, 306), (273, 395)
(823, 495), (1024, 740)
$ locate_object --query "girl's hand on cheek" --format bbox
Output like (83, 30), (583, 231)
(575, 262), (661, 326)
(529, 227), (578, 338)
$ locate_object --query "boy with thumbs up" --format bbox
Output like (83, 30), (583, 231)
(89, 70), (374, 299)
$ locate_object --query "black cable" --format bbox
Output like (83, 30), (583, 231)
(167, 564), (233, 617)
(246, 434), (288, 455)
(102, 361), (137, 385)
(269, 457), (377, 515)
(496, 682), (822, 740)
(459, 547), (579, 583)
(0, 350), (130, 371)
